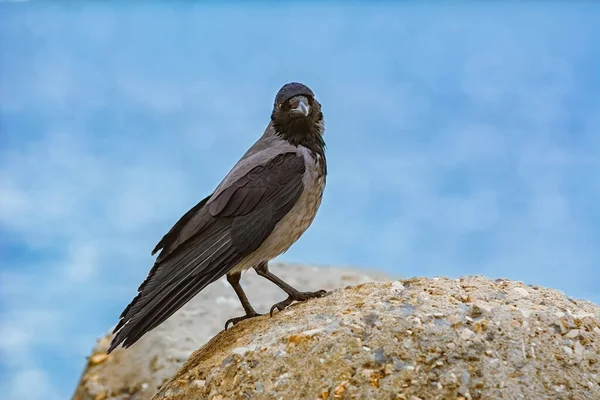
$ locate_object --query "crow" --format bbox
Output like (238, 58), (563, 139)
(107, 82), (328, 353)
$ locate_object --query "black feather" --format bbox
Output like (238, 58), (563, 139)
(151, 193), (212, 256)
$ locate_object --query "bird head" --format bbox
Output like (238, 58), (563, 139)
(271, 82), (324, 144)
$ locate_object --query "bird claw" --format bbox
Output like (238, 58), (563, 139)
(269, 289), (328, 316)
(224, 311), (262, 330)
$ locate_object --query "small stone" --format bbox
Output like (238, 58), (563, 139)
(461, 328), (475, 340)
(512, 287), (530, 298)
(574, 341), (585, 358)
(573, 312), (595, 319)
(89, 353), (108, 365)
(302, 327), (324, 336)
(520, 309), (533, 318)
(361, 368), (374, 378)
(392, 281), (405, 292)
(191, 380), (205, 388)
(333, 381), (349, 398)
(474, 302), (492, 313)
(563, 346), (574, 356)
(565, 329), (580, 339)
(94, 392), (107, 400)
(373, 347), (389, 364)
(418, 292), (430, 302)
(277, 372), (290, 384)
(232, 346), (252, 356)
(551, 322), (567, 335)
(448, 314), (463, 326)
(554, 385), (565, 392)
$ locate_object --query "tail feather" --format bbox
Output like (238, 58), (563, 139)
(116, 253), (239, 350)
(116, 231), (230, 329)
(107, 225), (242, 353)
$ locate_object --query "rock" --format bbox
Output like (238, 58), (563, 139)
(71, 263), (389, 400)
(152, 276), (600, 400)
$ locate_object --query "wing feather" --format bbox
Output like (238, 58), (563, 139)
(151, 193), (212, 257)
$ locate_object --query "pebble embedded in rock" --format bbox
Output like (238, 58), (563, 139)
(512, 287), (530, 298)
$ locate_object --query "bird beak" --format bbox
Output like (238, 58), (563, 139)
(290, 100), (310, 117)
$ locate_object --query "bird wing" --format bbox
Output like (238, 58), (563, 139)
(108, 151), (306, 352)
(153, 127), (294, 261)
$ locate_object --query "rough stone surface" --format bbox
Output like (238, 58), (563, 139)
(71, 263), (390, 400)
(152, 276), (600, 400)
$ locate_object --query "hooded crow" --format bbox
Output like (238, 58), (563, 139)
(107, 82), (327, 353)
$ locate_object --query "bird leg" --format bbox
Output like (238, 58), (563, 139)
(254, 261), (328, 316)
(224, 272), (262, 330)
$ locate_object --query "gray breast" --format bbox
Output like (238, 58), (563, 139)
(232, 146), (326, 272)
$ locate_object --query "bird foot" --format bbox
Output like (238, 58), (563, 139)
(224, 311), (262, 330)
(269, 289), (328, 316)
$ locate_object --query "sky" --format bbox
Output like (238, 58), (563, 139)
(1, 2), (599, 399)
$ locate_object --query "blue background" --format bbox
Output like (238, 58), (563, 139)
(1, 2), (599, 399)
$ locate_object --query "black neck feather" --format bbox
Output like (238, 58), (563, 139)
(273, 117), (327, 175)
